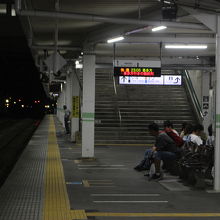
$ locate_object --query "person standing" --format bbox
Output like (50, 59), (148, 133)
(63, 105), (71, 134)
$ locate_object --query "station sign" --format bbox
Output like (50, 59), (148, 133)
(164, 75), (182, 85)
(114, 67), (161, 77)
(119, 75), (182, 85)
(114, 60), (161, 77)
(72, 96), (80, 118)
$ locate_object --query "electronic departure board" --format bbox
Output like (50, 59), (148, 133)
(114, 67), (161, 77)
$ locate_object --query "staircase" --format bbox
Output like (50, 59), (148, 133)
(95, 72), (197, 145)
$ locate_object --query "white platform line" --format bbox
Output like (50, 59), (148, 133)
(93, 201), (168, 203)
(91, 194), (160, 196)
(90, 183), (113, 185)
(90, 186), (116, 188)
(78, 165), (125, 167)
(78, 168), (127, 170)
(88, 180), (112, 182)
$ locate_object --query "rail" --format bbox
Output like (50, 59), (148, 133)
(182, 70), (204, 123)
(112, 75), (122, 125)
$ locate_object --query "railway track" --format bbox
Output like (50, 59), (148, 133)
(0, 118), (41, 186)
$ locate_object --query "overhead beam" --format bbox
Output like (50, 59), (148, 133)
(95, 55), (214, 70)
(95, 63), (214, 70)
(181, 6), (217, 32)
(15, 0), (208, 30)
(123, 36), (215, 44)
(178, 0), (220, 13)
(31, 45), (82, 51)
(17, 10), (208, 29)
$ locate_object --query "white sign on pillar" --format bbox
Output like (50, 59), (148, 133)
(82, 54), (95, 158)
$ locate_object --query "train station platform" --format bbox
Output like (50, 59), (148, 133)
(1, 115), (220, 220)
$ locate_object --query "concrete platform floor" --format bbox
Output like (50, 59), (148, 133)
(54, 117), (220, 220)
(0, 115), (220, 220)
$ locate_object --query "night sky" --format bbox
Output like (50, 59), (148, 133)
(0, 16), (46, 103)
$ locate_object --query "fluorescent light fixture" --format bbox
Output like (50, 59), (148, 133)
(152, 26), (167, 32)
(165, 44), (207, 49)
(107, 36), (124, 43)
(164, 0), (171, 4)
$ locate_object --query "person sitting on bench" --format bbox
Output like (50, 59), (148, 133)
(148, 122), (179, 180)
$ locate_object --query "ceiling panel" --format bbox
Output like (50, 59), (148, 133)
(17, 0), (219, 60)
(60, 0), (159, 16)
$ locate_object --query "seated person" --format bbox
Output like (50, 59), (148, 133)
(134, 148), (155, 172)
(135, 123), (179, 178)
(180, 122), (188, 138)
(163, 120), (184, 147)
(206, 124), (214, 146)
(182, 123), (193, 141)
(185, 124), (204, 146)
(163, 120), (179, 135)
(148, 122), (179, 180)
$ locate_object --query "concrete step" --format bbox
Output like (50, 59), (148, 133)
(96, 116), (194, 122)
(95, 112), (192, 116)
(95, 106), (191, 110)
(94, 74), (197, 144)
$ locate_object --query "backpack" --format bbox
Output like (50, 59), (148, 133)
(166, 131), (184, 147)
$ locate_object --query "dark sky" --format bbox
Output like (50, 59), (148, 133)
(0, 16), (46, 102)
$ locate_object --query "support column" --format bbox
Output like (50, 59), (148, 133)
(214, 15), (220, 191)
(71, 70), (80, 142)
(201, 71), (211, 133)
(66, 74), (72, 119)
(82, 54), (95, 158)
(57, 84), (66, 127)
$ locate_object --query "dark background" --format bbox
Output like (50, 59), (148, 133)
(0, 16), (48, 118)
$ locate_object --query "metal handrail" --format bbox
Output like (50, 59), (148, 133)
(112, 76), (122, 125)
(182, 70), (204, 122)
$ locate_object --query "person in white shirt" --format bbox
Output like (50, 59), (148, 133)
(187, 124), (204, 146)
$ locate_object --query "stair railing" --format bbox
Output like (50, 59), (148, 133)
(113, 76), (122, 125)
(182, 70), (204, 123)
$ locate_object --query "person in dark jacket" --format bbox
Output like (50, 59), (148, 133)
(148, 122), (178, 180)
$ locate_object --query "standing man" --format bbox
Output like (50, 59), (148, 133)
(63, 105), (71, 134)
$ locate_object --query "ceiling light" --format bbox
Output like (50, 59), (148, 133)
(107, 36), (124, 43)
(152, 26), (167, 32)
(165, 44), (208, 49)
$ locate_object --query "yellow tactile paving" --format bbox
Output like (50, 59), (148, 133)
(43, 116), (87, 220)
